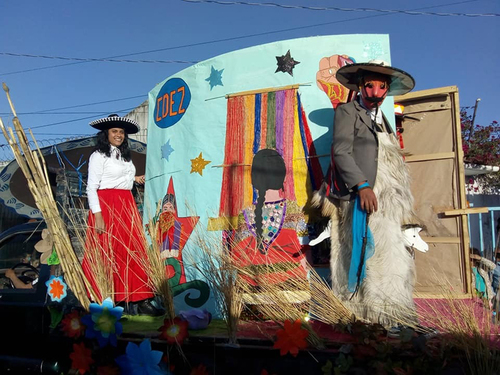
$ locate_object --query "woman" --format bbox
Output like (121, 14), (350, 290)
(83, 114), (160, 316)
(232, 149), (309, 290)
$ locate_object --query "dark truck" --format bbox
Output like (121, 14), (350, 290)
(0, 220), (64, 373)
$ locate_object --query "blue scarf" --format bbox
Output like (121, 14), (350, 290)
(348, 196), (375, 293)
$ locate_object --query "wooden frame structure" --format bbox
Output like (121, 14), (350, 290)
(395, 86), (475, 297)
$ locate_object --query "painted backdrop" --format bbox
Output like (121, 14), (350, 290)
(145, 34), (394, 314)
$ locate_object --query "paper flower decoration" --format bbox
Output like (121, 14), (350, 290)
(70, 342), (95, 375)
(45, 275), (67, 302)
(158, 317), (189, 344)
(190, 363), (210, 375)
(34, 228), (54, 265)
(61, 310), (86, 338)
(273, 319), (309, 357)
(115, 339), (164, 375)
(179, 308), (212, 330)
(82, 297), (123, 347)
(96, 365), (120, 375)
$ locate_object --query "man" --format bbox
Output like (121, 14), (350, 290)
(314, 60), (418, 327)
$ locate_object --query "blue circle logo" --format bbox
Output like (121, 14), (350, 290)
(154, 78), (191, 129)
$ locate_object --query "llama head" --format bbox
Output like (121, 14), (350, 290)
(402, 225), (428, 253)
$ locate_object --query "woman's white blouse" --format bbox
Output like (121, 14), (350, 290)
(87, 146), (136, 213)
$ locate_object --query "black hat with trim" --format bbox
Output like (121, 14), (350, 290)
(89, 114), (140, 134)
(336, 59), (415, 96)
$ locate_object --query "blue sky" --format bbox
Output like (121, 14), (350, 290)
(0, 0), (498, 144)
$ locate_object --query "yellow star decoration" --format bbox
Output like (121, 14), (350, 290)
(190, 152), (211, 176)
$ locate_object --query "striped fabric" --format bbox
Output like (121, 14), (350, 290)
(219, 88), (323, 218)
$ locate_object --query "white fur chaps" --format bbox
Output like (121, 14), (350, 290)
(314, 133), (417, 328)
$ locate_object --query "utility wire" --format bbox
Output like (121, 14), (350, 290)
(30, 95), (146, 114)
(0, 0), (485, 130)
(0, 110), (148, 115)
(0, 52), (197, 65)
(0, 0), (483, 77)
(29, 107), (137, 130)
(181, 0), (500, 17)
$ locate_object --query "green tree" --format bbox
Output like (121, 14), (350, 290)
(461, 109), (500, 192)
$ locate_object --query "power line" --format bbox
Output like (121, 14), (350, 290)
(30, 95), (146, 114)
(29, 133), (93, 137)
(0, 111), (146, 115)
(0, 0), (481, 77)
(29, 107), (137, 130)
(181, 0), (500, 17)
(0, 52), (198, 65)
(0, 1), (485, 131)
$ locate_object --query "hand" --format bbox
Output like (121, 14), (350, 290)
(358, 187), (378, 214)
(135, 175), (146, 185)
(94, 212), (106, 235)
(5, 269), (15, 279)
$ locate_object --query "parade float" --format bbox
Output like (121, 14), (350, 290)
(0, 34), (498, 374)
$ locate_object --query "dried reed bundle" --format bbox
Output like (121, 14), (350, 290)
(231, 242), (330, 349)
(416, 291), (500, 374)
(140, 201), (175, 319)
(188, 226), (243, 345)
(307, 268), (354, 326)
(0, 83), (95, 309)
(64, 200), (114, 301)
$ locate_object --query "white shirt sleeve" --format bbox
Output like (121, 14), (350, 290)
(87, 152), (105, 213)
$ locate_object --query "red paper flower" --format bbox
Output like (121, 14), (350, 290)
(190, 363), (209, 375)
(273, 319), (309, 357)
(61, 310), (85, 338)
(96, 365), (120, 375)
(70, 342), (95, 374)
(158, 317), (189, 344)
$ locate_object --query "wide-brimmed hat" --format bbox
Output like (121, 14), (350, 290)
(336, 59), (415, 96)
(89, 114), (140, 134)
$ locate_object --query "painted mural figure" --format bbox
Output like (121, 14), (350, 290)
(313, 60), (419, 327)
(157, 177), (196, 286)
(149, 177), (211, 309)
(316, 54), (356, 109)
(83, 114), (162, 316)
(231, 149), (309, 294)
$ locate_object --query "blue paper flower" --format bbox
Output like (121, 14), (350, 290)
(45, 275), (67, 302)
(179, 308), (212, 330)
(82, 297), (123, 347)
(115, 339), (165, 375)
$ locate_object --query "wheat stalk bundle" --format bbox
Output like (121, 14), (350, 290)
(0, 83), (96, 309)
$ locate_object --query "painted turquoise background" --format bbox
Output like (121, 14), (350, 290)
(145, 34), (393, 313)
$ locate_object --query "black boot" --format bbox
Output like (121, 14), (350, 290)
(136, 299), (163, 317)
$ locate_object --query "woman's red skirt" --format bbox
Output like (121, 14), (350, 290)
(82, 189), (154, 303)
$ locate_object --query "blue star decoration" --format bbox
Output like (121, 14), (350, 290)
(275, 49), (300, 76)
(161, 139), (175, 161)
(205, 66), (224, 90)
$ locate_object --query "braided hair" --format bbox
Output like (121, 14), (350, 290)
(251, 149), (286, 249)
